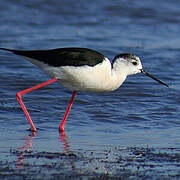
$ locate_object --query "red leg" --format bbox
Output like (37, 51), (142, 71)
(59, 91), (77, 132)
(16, 78), (57, 132)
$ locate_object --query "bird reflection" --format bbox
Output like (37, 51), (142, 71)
(16, 132), (36, 169)
(59, 130), (71, 153)
(15, 130), (71, 169)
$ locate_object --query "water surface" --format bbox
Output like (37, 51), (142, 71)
(0, 0), (180, 179)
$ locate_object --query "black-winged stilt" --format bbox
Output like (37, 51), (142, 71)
(0, 47), (169, 132)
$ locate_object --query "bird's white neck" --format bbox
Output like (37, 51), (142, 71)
(88, 58), (128, 92)
(110, 63), (127, 91)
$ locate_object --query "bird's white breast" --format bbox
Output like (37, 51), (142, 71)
(25, 57), (126, 93)
(43, 58), (119, 92)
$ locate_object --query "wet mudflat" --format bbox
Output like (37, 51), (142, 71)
(1, 142), (180, 179)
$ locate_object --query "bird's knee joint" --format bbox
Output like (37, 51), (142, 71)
(16, 92), (22, 100)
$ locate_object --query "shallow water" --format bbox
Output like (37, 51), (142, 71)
(0, 0), (180, 179)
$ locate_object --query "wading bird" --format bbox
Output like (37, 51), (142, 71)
(0, 47), (169, 132)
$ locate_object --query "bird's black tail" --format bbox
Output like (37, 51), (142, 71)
(0, 48), (28, 57)
(0, 48), (15, 53)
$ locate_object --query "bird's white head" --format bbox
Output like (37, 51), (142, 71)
(112, 53), (169, 87)
(112, 53), (142, 76)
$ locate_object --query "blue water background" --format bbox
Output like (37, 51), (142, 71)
(0, 0), (180, 172)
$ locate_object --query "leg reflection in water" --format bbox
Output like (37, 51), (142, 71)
(15, 132), (36, 169)
(15, 130), (72, 169)
(59, 130), (71, 153)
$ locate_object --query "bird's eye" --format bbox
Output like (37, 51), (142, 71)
(132, 61), (138, 66)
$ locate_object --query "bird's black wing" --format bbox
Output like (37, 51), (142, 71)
(0, 47), (105, 67)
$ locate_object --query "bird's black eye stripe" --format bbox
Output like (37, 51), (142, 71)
(132, 61), (138, 65)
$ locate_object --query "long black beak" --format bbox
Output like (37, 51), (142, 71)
(140, 69), (169, 88)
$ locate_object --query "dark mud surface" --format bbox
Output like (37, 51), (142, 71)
(1, 146), (180, 179)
